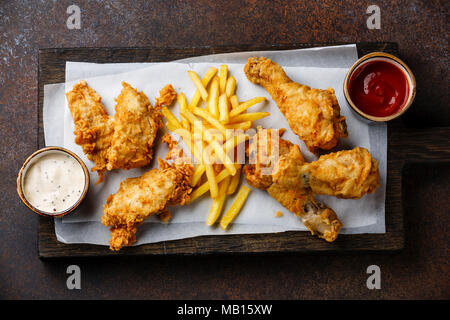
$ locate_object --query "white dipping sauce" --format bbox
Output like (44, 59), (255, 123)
(23, 152), (85, 214)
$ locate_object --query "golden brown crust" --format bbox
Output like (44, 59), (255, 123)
(154, 84), (177, 110)
(66, 81), (177, 183)
(244, 127), (379, 242)
(302, 207), (342, 242)
(244, 127), (342, 242)
(106, 82), (163, 171)
(244, 127), (292, 189)
(101, 135), (193, 251)
(267, 183), (342, 242)
(301, 147), (379, 198)
(273, 147), (380, 199)
(65, 80), (114, 183)
(244, 57), (348, 153)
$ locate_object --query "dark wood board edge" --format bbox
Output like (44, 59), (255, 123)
(38, 42), (406, 259)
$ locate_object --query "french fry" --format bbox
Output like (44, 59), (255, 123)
(219, 65), (228, 94)
(206, 177), (231, 226)
(204, 162), (218, 198)
(165, 125), (202, 164)
(227, 165), (242, 195)
(177, 93), (190, 130)
(180, 115), (190, 130)
(202, 122), (215, 133)
(208, 139), (237, 176)
(188, 67), (217, 109)
(220, 185), (250, 230)
(181, 107), (202, 128)
(229, 97), (266, 118)
(168, 126), (193, 142)
(223, 133), (248, 154)
(218, 94), (230, 123)
(162, 64), (261, 228)
(161, 107), (182, 130)
(197, 139), (218, 198)
(225, 76), (236, 97)
(225, 121), (252, 131)
(202, 66), (218, 85)
(230, 95), (240, 110)
(207, 76), (220, 117)
(188, 71), (208, 102)
(191, 164), (205, 187)
(189, 168), (231, 202)
(191, 140), (204, 164)
(207, 133), (247, 168)
(228, 112), (270, 123)
(177, 93), (188, 110)
(192, 107), (227, 136)
(165, 122), (177, 133)
(182, 109), (236, 176)
(166, 120), (229, 199)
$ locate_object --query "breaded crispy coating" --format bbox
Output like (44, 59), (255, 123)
(101, 135), (193, 251)
(244, 127), (342, 242)
(66, 81), (177, 182)
(273, 147), (379, 199)
(65, 80), (114, 183)
(106, 82), (164, 171)
(244, 57), (347, 153)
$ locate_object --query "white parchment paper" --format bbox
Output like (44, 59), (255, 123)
(43, 45), (387, 247)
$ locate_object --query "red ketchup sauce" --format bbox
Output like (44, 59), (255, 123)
(348, 59), (409, 117)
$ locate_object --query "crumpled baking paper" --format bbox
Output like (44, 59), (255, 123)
(42, 45), (386, 246)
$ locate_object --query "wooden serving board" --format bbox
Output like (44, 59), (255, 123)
(37, 43), (450, 258)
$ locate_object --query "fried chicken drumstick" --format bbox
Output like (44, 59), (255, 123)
(101, 134), (193, 251)
(243, 128), (342, 242)
(273, 147), (379, 199)
(244, 57), (348, 153)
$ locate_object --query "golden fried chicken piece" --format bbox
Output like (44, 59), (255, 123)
(244, 57), (348, 153)
(106, 82), (167, 171)
(66, 82), (177, 183)
(101, 134), (193, 251)
(66, 80), (114, 183)
(273, 147), (379, 199)
(154, 84), (178, 109)
(244, 127), (342, 242)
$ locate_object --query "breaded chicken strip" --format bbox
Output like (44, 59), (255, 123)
(244, 57), (347, 153)
(244, 127), (342, 242)
(102, 134), (193, 251)
(66, 80), (114, 183)
(106, 82), (169, 171)
(66, 81), (177, 182)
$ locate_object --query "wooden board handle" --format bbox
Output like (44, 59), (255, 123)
(390, 127), (450, 163)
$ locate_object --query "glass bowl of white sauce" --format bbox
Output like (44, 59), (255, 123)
(17, 147), (89, 217)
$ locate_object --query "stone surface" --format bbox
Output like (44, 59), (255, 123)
(0, 0), (448, 299)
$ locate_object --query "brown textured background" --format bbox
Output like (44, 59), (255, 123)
(0, 0), (448, 299)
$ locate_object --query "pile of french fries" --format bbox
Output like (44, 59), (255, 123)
(161, 65), (268, 230)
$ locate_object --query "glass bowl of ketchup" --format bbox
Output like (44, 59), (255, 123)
(344, 52), (416, 122)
